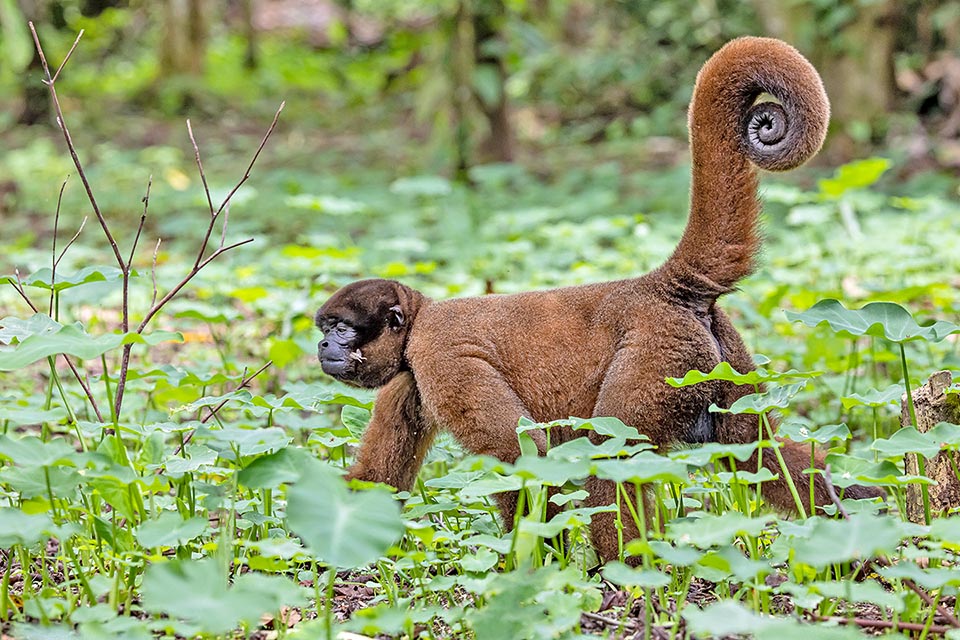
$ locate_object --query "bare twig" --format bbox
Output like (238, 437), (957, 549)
(170, 361), (273, 456)
(214, 101), (284, 218)
(29, 22), (281, 424)
(50, 29), (83, 84)
(126, 177), (152, 272)
(49, 178), (68, 315)
(822, 464), (850, 520)
(581, 611), (639, 632)
(113, 105), (280, 417)
(151, 238), (161, 308)
(186, 120), (215, 217)
(29, 23), (125, 272)
(811, 614), (951, 635)
(8, 270), (36, 311)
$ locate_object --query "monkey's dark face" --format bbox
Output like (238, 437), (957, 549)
(314, 279), (417, 389)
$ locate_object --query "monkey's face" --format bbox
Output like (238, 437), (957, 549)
(314, 280), (415, 389)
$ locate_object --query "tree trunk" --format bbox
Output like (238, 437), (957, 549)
(16, 0), (52, 125)
(159, 0), (208, 78)
(472, 0), (513, 163)
(239, 0), (257, 70)
(902, 371), (960, 524)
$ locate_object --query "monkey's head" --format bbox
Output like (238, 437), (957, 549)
(314, 279), (427, 388)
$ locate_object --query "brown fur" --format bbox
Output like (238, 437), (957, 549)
(314, 37), (883, 563)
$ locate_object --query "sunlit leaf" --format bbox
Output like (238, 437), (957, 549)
(871, 427), (941, 459)
(791, 513), (907, 568)
(667, 512), (773, 548)
(135, 512), (207, 549)
(786, 299), (960, 343)
(667, 361), (821, 387)
(818, 157), (892, 197)
(711, 382), (807, 414)
(841, 384), (903, 409)
(777, 422), (851, 444)
(0, 318), (181, 371)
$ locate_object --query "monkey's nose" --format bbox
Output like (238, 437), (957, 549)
(320, 341), (329, 348)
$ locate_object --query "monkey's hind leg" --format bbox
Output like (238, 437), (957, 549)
(345, 371), (438, 492)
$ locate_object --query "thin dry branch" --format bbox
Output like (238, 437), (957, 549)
(29, 23), (125, 272)
(214, 101), (284, 218)
(186, 120), (215, 217)
(811, 614), (951, 635)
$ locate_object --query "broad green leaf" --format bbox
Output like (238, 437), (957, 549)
(0, 314), (61, 344)
(0, 406), (67, 427)
(201, 425), (290, 459)
(824, 453), (930, 487)
(841, 384), (903, 409)
(683, 600), (776, 636)
(286, 193), (369, 215)
(777, 422), (851, 444)
(14, 266), (127, 292)
(511, 454), (591, 485)
(602, 562), (670, 588)
(267, 338), (304, 368)
(311, 391), (374, 410)
(467, 565), (598, 640)
(667, 512), (773, 548)
(685, 600), (868, 639)
(711, 382), (807, 415)
(818, 157), (892, 197)
(0, 0), (32, 71)
(594, 451), (688, 483)
(0, 509), (56, 547)
(141, 558), (304, 634)
(927, 422), (960, 448)
(878, 562), (960, 590)
(459, 547), (499, 573)
(568, 416), (642, 439)
(238, 447), (313, 489)
(667, 361), (821, 387)
(669, 441), (759, 466)
(285, 463), (404, 568)
(547, 436), (651, 460)
(344, 600), (451, 637)
(786, 299), (960, 343)
(0, 320), (182, 371)
(791, 513), (906, 568)
(135, 512), (207, 548)
(646, 540), (703, 566)
(871, 427), (941, 459)
(801, 579), (905, 613)
(0, 435), (76, 468)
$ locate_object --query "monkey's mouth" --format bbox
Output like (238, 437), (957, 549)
(320, 349), (364, 380)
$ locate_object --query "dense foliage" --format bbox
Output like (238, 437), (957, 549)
(2, 2), (960, 639)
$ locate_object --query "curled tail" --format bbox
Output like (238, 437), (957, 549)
(660, 37), (829, 301)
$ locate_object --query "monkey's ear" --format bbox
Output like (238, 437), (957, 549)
(387, 305), (405, 329)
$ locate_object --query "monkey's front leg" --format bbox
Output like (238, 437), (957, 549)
(344, 371), (438, 491)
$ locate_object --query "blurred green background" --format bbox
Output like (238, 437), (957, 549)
(2, 0), (959, 362)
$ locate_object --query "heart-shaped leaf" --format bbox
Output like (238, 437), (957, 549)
(285, 462), (404, 568)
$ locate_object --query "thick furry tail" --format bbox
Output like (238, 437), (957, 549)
(659, 37), (829, 302)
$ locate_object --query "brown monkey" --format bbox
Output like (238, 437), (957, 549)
(314, 37), (883, 562)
